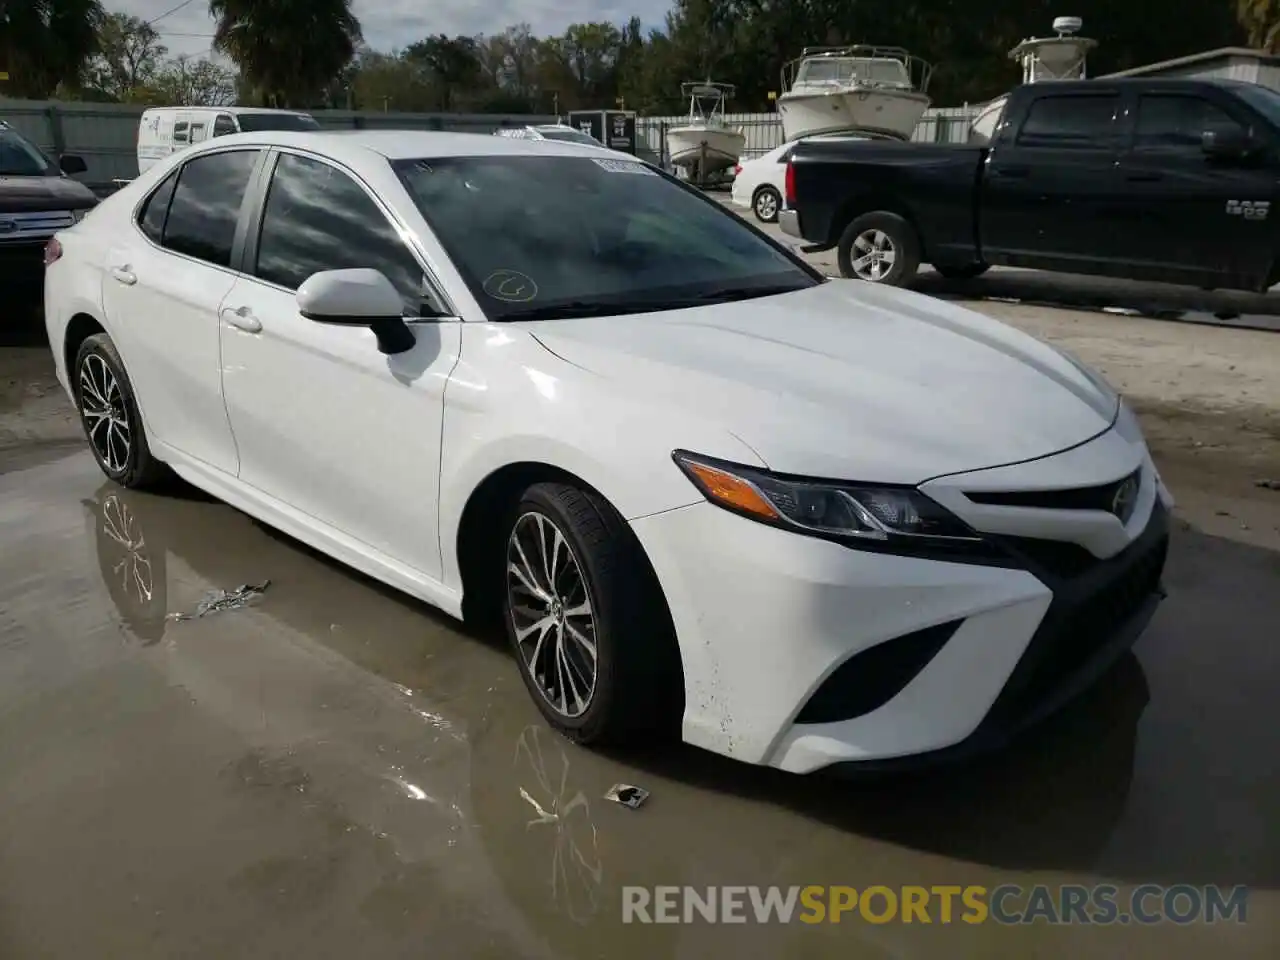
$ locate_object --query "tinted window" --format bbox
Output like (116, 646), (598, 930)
(212, 115), (237, 137)
(254, 153), (434, 313)
(0, 126), (53, 176)
(161, 150), (260, 268)
(1134, 95), (1243, 151)
(395, 155), (818, 322)
(1017, 95), (1118, 148)
(235, 113), (320, 132)
(137, 169), (179, 243)
(537, 129), (600, 145)
(173, 121), (189, 145)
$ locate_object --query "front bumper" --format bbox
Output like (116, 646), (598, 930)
(630, 431), (1170, 773)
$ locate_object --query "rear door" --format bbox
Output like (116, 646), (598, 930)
(981, 90), (1125, 269)
(1115, 88), (1277, 287)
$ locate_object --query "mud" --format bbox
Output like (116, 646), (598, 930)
(2, 292), (1278, 957)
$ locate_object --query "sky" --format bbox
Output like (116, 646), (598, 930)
(107, 0), (671, 59)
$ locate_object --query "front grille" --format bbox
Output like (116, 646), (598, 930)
(965, 467), (1142, 513)
(0, 209), (75, 242)
(998, 537), (1099, 580)
(795, 620), (961, 725)
(982, 502), (1169, 730)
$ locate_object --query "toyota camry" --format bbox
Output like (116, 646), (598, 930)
(43, 130), (1172, 773)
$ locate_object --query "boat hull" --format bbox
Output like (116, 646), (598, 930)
(666, 126), (746, 172)
(777, 89), (930, 141)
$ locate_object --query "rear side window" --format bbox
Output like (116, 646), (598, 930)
(161, 150), (260, 268)
(137, 169), (179, 243)
(1133, 95), (1244, 151)
(1016, 95), (1118, 149)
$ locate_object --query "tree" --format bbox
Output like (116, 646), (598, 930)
(208, 0), (362, 107)
(0, 0), (105, 99)
(1237, 0), (1280, 52)
(404, 35), (483, 110)
(138, 56), (236, 106)
(84, 12), (166, 101)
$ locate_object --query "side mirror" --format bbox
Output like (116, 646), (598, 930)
(297, 268), (415, 355)
(59, 154), (88, 175)
(1201, 128), (1252, 161)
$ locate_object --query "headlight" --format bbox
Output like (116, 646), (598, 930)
(672, 451), (984, 549)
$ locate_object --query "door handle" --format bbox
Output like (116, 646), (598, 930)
(991, 165), (1030, 178)
(220, 306), (262, 333)
(1125, 172), (1163, 182)
(110, 266), (137, 285)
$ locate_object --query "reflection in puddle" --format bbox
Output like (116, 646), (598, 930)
(514, 725), (603, 925)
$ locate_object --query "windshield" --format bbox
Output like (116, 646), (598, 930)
(0, 127), (54, 176)
(1229, 82), (1280, 128)
(537, 128), (600, 145)
(235, 113), (321, 132)
(394, 155), (819, 321)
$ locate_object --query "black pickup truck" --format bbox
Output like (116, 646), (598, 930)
(780, 78), (1280, 292)
(1, 120), (96, 295)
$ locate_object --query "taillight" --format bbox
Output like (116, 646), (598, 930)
(784, 161), (796, 207)
(733, 164), (742, 176)
(44, 236), (63, 266)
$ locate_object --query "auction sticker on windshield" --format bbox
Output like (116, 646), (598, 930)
(591, 158), (656, 175)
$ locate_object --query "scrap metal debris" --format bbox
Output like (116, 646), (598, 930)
(1254, 479), (1280, 491)
(167, 581), (271, 621)
(604, 783), (649, 810)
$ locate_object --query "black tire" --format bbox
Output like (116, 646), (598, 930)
(934, 263), (990, 281)
(752, 185), (781, 223)
(501, 482), (682, 745)
(836, 211), (921, 285)
(73, 332), (167, 488)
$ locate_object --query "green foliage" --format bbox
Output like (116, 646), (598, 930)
(0, 0), (105, 99)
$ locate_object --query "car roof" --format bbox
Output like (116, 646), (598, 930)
(195, 129), (618, 161)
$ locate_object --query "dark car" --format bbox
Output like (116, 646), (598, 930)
(1, 120), (97, 296)
(780, 78), (1280, 292)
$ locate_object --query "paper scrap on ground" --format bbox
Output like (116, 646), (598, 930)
(167, 581), (271, 621)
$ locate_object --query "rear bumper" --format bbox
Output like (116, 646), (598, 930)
(0, 241), (48, 288)
(778, 208), (800, 238)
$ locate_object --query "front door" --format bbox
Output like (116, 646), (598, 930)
(981, 90), (1124, 271)
(1115, 89), (1279, 288)
(219, 150), (461, 580)
(101, 148), (263, 475)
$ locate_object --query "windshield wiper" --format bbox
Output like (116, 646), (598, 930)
(498, 301), (637, 322)
(690, 283), (808, 304)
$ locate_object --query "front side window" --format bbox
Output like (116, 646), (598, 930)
(212, 115), (237, 137)
(161, 150), (261, 268)
(137, 169), (179, 243)
(253, 152), (436, 314)
(0, 126), (54, 176)
(1133, 95), (1243, 151)
(395, 155), (819, 321)
(1016, 95), (1118, 149)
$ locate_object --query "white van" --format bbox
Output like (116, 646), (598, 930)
(137, 107), (321, 174)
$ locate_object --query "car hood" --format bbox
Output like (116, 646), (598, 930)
(529, 281), (1118, 484)
(0, 174), (98, 212)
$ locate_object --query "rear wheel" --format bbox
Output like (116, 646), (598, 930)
(502, 482), (681, 745)
(836, 211), (921, 285)
(73, 333), (167, 489)
(752, 186), (781, 223)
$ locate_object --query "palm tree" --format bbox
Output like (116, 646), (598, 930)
(208, 0), (362, 107)
(0, 0), (104, 99)
(1238, 0), (1280, 52)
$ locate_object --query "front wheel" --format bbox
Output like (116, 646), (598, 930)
(73, 333), (167, 488)
(752, 186), (781, 223)
(836, 211), (921, 285)
(502, 482), (682, 745)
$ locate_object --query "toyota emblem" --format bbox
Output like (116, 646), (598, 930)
(1111, 476), (1138, 523)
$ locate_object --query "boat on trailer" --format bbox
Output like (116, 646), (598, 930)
(665, 81), (747, 183)
(969, 17), (1098, 143)
(776, 45), (933, 142)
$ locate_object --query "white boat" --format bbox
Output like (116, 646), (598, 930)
(776, 45), (933, 141)
(665, 82), (746, 180)
(969, 17), (1098, 143)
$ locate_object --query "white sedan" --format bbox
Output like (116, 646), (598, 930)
(44, 130), (1173, 774)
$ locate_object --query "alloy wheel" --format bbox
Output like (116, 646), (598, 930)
(755, 190), (778, 221)
(851, 229), (897, 282)
(506, 511), (598, 719)
(79, 353), (132, 474)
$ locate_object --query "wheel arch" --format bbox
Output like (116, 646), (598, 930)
(64, 312), (107, 383)
(829, 193), (926, 255)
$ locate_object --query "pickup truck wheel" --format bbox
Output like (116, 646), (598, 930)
(837, 212), (920, 285)
(934, 263), (990, 281)
(752, 186), (781, 223)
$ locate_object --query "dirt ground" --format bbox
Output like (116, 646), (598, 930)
(1, 276), (1277, 958)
